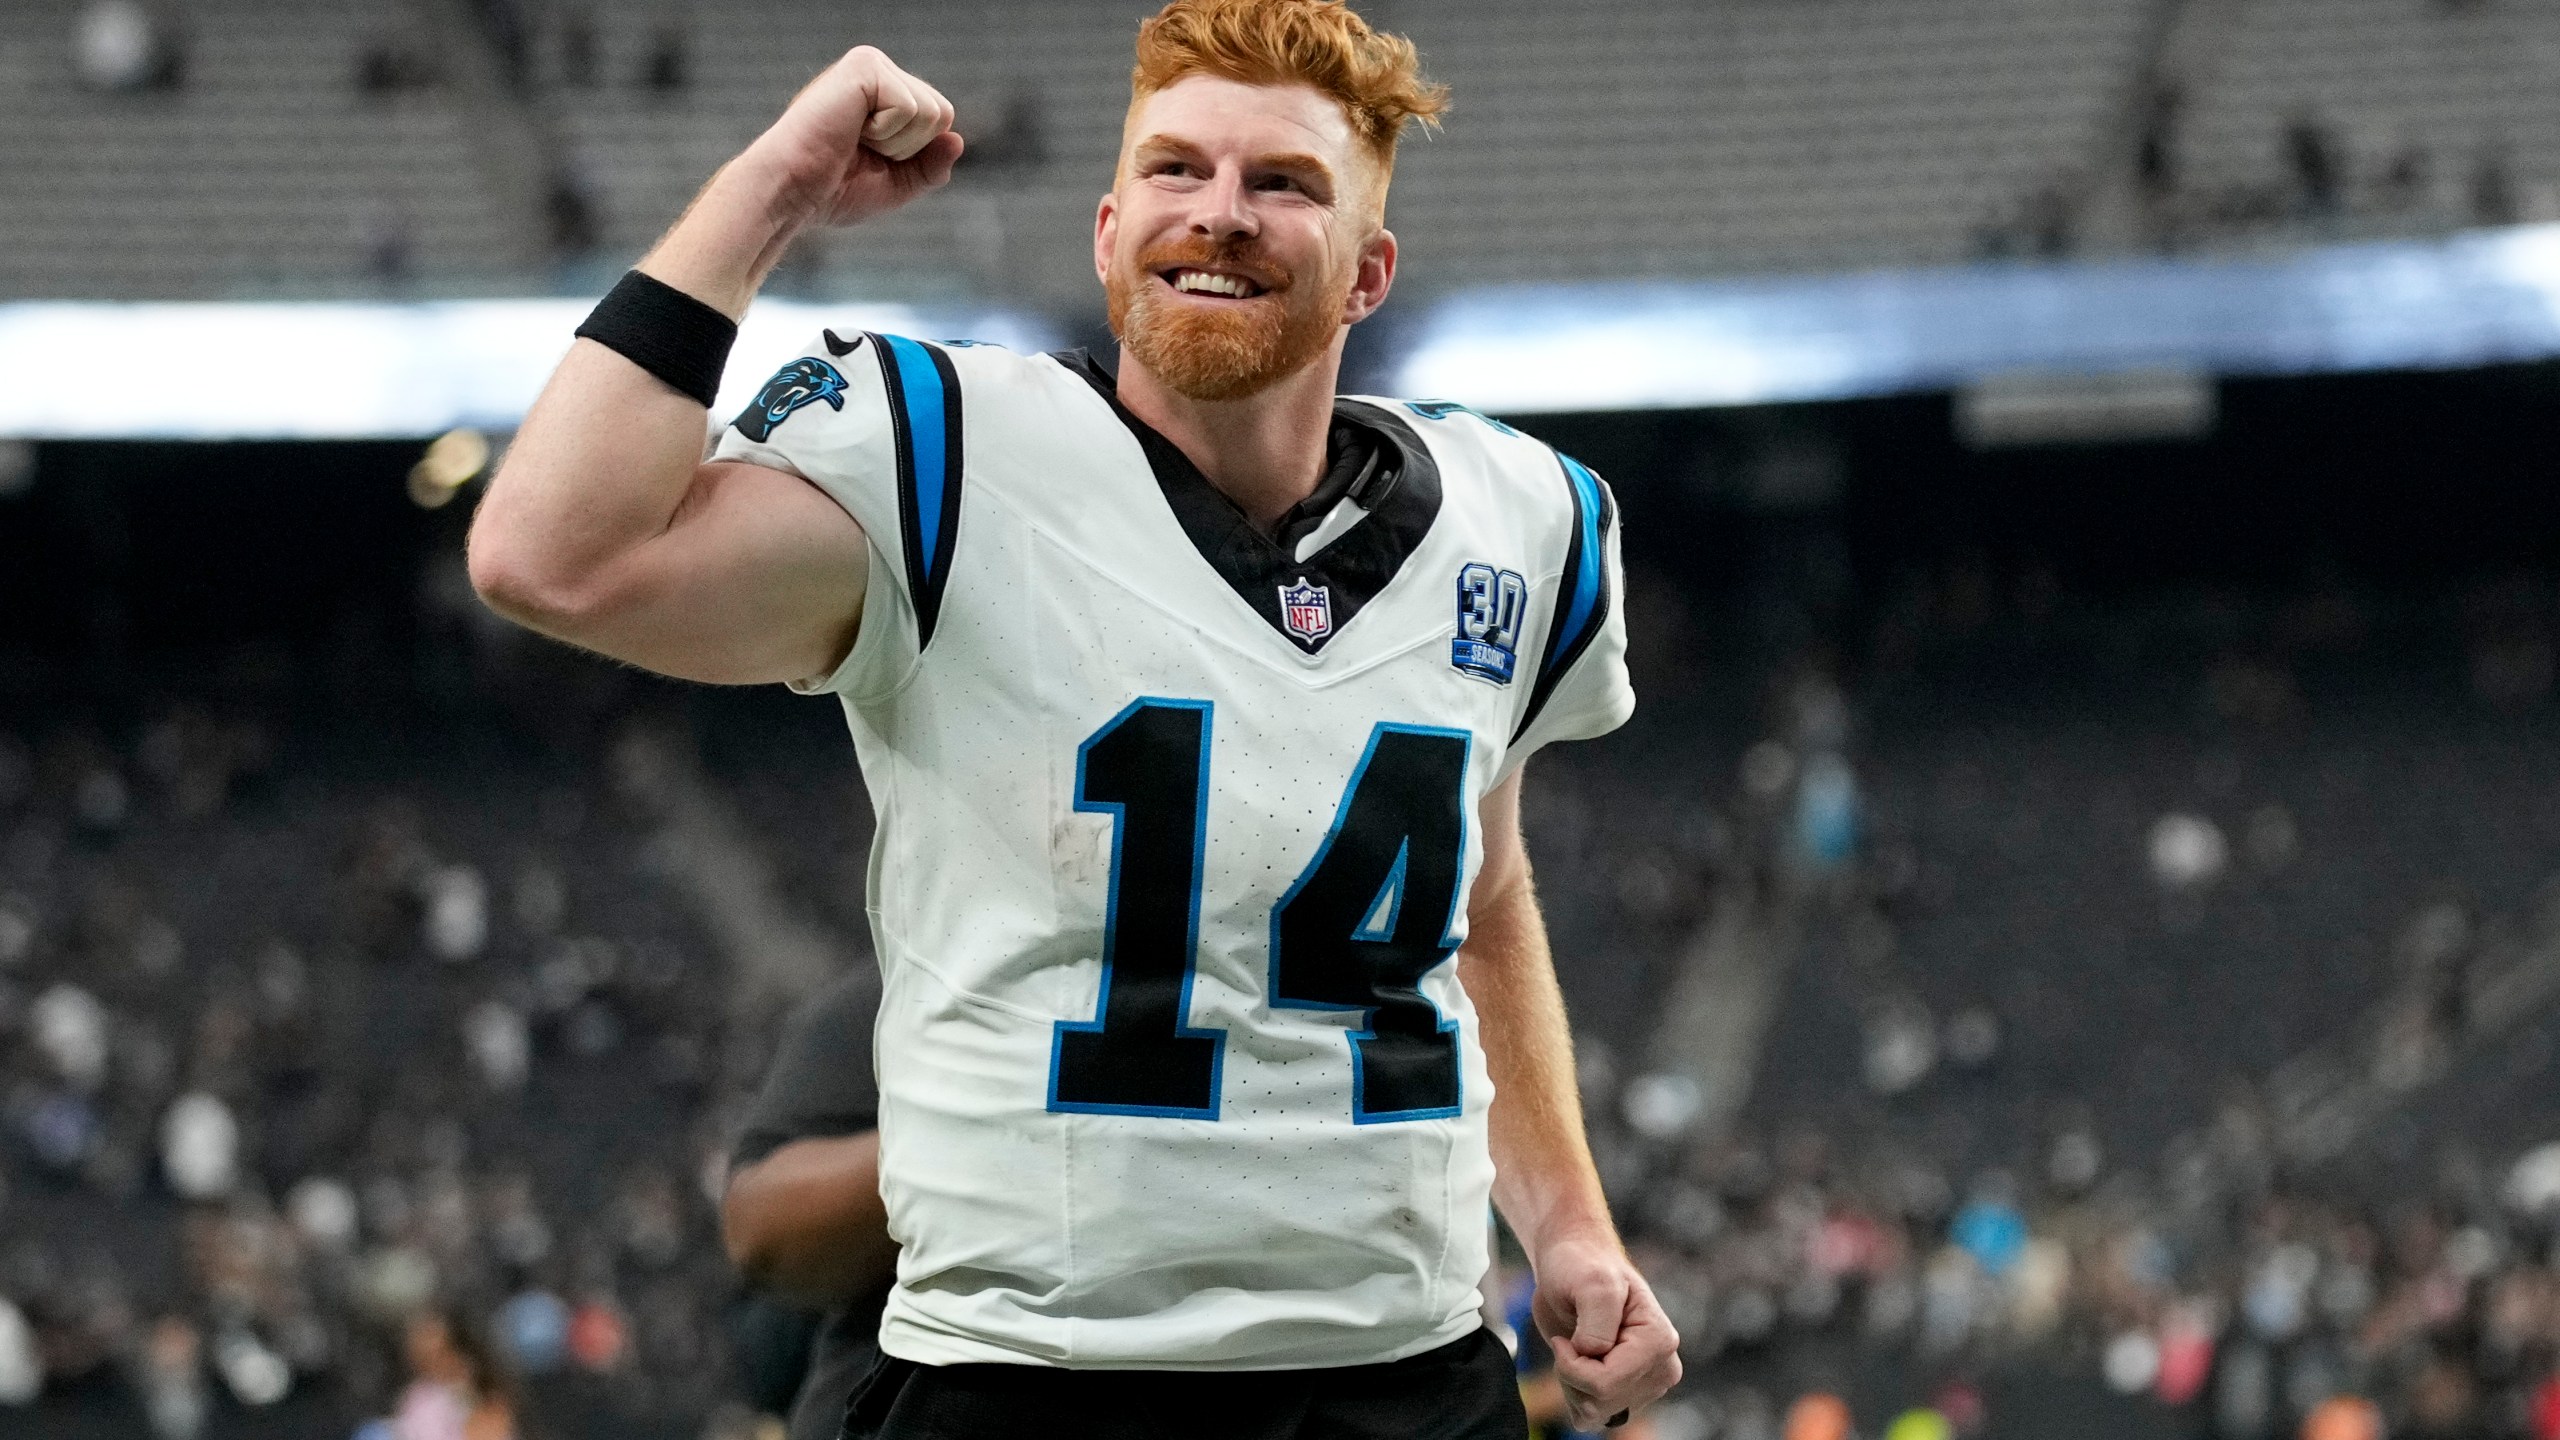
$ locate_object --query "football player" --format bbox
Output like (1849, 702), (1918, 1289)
(468, 1), (1680, 1433)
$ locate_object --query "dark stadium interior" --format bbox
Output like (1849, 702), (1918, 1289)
(5, 357), (2560, 1436)
(11, 0), (2560, 1431)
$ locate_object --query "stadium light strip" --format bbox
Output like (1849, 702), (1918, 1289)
(1394, 223), (2560, 413)
(0, 298), (1061, 440)
(11, 226), (2560, 436)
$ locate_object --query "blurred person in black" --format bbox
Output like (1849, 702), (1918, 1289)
(725, 972), (897, 1440)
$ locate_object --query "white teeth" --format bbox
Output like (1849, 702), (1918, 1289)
(1173, 270), (1254, 298)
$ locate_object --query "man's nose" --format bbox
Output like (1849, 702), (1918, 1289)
(1188, 166), (1257, 243)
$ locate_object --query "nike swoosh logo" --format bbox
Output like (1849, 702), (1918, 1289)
(824, 330), (867, 358)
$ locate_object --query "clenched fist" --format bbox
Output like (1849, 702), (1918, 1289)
(747, 46), (964, 229)
(1530, 1231), (1684, 1430)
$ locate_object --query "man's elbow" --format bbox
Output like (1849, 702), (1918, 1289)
(464, 543), (541, 626)
(466, 520), (598, 632)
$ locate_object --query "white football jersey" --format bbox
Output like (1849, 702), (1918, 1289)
(713, 333), (1632, 1370)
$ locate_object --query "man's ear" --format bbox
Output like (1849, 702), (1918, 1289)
(1094, 190), (1119, 285)
(1344, 226), (1397, 325)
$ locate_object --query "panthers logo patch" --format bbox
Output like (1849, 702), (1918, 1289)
(732, 356), (850, 443)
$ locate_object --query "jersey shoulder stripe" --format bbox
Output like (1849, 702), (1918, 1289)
(867, 333), (967, 650)
(1513, 451), (1616, 741)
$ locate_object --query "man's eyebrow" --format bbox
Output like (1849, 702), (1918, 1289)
(1254, 152), (1336, 184)
(1129, 137), (1338, 186)
(1130, 134), (1207, 163)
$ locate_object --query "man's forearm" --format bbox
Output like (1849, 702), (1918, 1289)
(723, 1132), (898, 1308)
(633, 155), (810, 320)
(1460, 862), (1616, 1255)
(1463, 781), (1685, 1424)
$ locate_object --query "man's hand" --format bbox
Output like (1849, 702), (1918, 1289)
(1529, 1229), (1684, 1431)
(746, 45), (964, 230)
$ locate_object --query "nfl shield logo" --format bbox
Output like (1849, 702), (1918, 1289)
(1278, 579), (1332, 645)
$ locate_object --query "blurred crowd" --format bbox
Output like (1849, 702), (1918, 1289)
(4, 555), (2559, 1440)
(0, 701), (791, 1438)
(1567, 1056), (2560, 1440)
(1536, 566), (2560, 1440)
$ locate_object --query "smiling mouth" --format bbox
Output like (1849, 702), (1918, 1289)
(1160, 267), (1269, 300)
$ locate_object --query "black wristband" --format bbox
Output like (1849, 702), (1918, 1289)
(574, 270), (738, 409)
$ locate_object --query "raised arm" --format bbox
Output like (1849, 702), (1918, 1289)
(1460, 770), (1681, 1430)
(466, 48), (962, 684)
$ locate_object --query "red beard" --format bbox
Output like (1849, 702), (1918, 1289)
(1107, 236), (1349, 402)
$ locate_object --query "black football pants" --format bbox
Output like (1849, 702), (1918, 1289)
(840, 1327), (1528, 1440)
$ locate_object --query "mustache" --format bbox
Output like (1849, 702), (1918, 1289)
(1133, 238), (1290, 294)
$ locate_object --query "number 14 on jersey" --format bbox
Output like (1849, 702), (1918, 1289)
(1047, 698), (1471, 1125)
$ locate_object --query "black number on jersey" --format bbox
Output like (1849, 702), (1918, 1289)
(1272, 725), (1470, 1122)
(1048, 707), (1467, 1124)
(1048, 698), (1225, 1118)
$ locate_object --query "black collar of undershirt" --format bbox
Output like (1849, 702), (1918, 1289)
(1055, 349), (1442, 655)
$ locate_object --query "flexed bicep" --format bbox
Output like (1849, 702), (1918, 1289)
(541, 459), (872, 687)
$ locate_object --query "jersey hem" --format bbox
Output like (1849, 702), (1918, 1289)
(874, 1308), (1483, 1372)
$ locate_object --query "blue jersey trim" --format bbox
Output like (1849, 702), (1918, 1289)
(868, 334), (965, 650)
(1513, 451), (1616, 742)
(1555, 455), (1606, 657)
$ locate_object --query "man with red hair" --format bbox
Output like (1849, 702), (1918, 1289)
(469, 2), (1679, 1434)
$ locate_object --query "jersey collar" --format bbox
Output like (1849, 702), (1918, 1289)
(1056, 350), (1443, 656)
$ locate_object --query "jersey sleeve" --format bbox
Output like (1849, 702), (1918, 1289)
(1502, 454), (1636, 780)
(708, 330), (967, 698)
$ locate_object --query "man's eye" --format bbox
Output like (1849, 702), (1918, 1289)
(1255, 175), (1298, 192)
